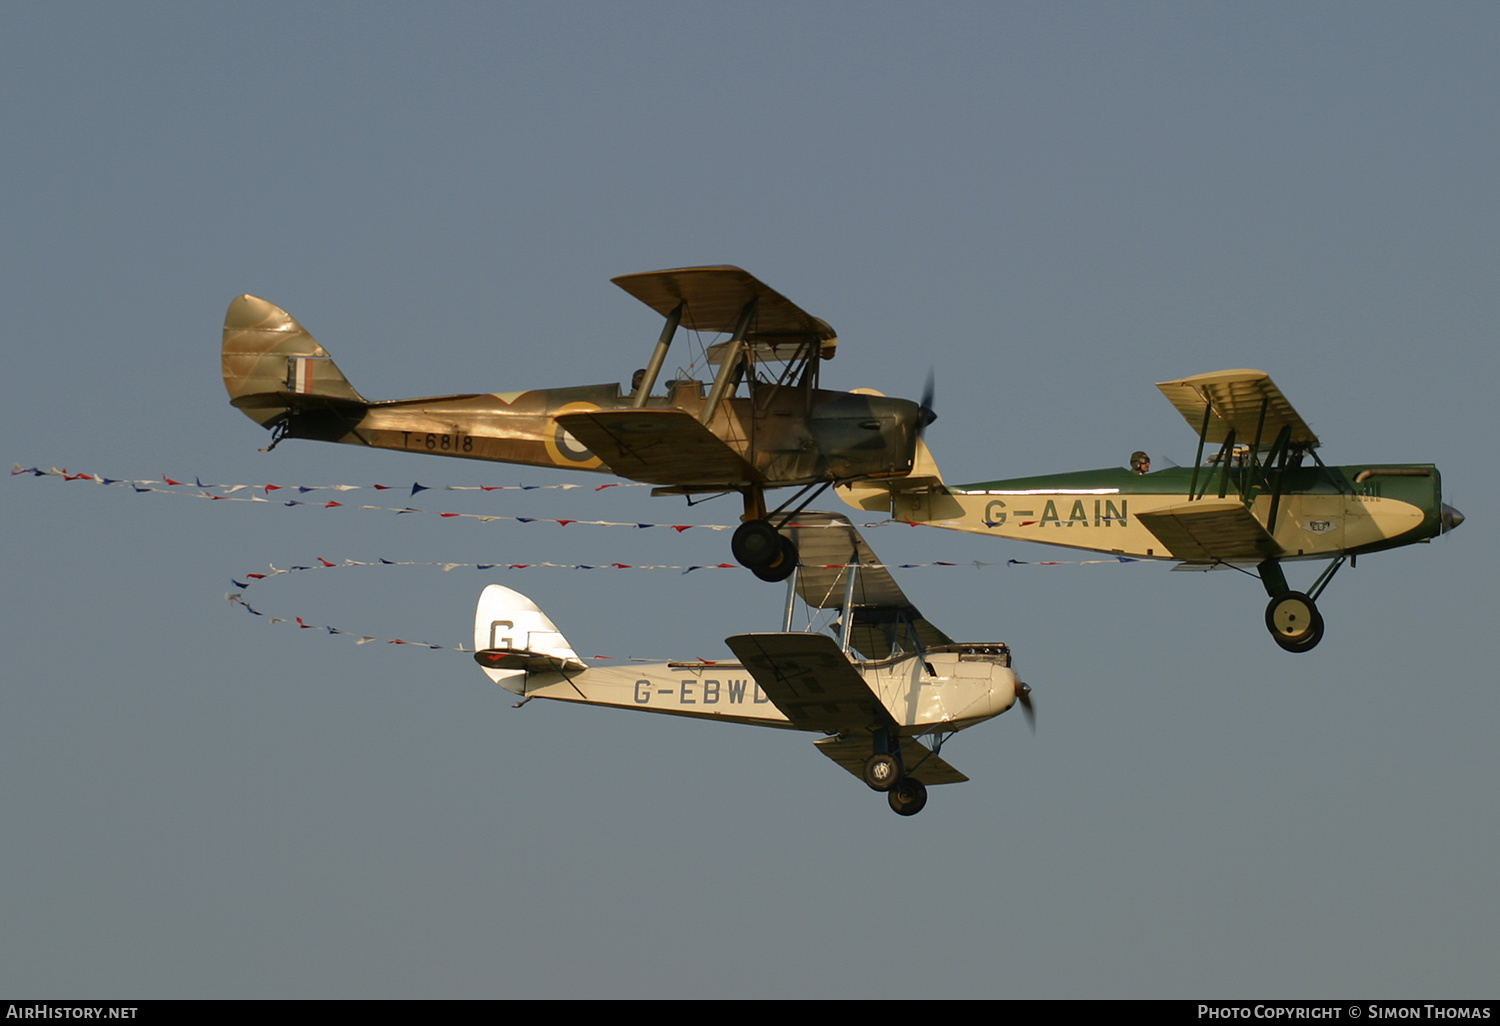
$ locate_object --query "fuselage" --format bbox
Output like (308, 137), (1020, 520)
(900, 463), (1444, 561)
(499, 644), (1018, 736)
(252, 377), (920, 488)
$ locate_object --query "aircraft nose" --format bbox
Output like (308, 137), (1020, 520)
(1441, 503), (1465, 533)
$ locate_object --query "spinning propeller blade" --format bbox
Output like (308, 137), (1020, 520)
(917, 368), (938, 436)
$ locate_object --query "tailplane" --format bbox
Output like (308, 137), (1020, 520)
(473, 584), (586, 694)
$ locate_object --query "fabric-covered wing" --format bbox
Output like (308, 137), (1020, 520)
(813, 736), (969, 786)
(554, 408), (761, 487)
(611, 265), (837, 362)
(1136, 499), (1284, 563)
(782, 512), (952, 659)
(1156, 369), (1319, 450)
(724, 633), (896, 735)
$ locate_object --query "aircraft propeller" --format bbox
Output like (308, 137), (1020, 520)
(917, 369), (938, 436)
(1016, 681), (1035, 733)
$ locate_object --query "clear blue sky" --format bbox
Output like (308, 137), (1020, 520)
(3, 2), (1494, 998)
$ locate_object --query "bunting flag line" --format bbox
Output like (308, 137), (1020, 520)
(12, 464), (647, 493)
(17, 463), (1145, 564)
(224, 555), (751, 660)
(14, 464), (732, 532)
(224, 552), (1144, 658)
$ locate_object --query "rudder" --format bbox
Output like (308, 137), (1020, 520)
(222, 295), (367, 428)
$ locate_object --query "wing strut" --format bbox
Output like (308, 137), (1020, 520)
(1187, 401), (1212, 501)
(633, 302), (682, 408)
(838, 548), (860, 655)
(700, 297), (757, 425)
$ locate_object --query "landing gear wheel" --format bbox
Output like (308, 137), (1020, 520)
(888, 777), (928, 816)
(749, 536), (798, 583)
(733, 520), (797, 582)
(862, 752), (903, 792)
(1265, 591), (1325, 653)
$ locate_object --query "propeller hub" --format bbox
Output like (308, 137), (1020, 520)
(1441, 503), (1465, 533)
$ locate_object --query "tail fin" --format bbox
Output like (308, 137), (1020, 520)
(837, 437), (948, 513)
(473, 584), (586, 694)
(222, 295), (367, 429)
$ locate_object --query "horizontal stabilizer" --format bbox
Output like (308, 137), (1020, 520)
(1136, 499), (1283, 563)
(555, 408), (760, 486)
(473, 649), (585, 674)
(813, 735), (968, 786)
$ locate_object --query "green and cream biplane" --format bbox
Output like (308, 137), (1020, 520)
(841, 370), (1462, 652)
(222, 266), (933, 581)
(473, 513), (1030, 816)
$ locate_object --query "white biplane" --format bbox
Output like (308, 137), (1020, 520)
(473, 513), (1031, 816)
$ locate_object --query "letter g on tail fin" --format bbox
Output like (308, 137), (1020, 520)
(473, 584), (587, 694)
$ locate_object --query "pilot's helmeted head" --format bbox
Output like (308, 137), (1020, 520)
(1130, 451), (1150, 474)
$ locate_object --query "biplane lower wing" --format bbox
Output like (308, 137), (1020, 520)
(724, 632), (896, 735)
(555, 408), (760, 487)
(813, 735), (969, 786)
(1135, 499), (1284, 563)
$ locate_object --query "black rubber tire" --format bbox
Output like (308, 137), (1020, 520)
(888, 777), (928, 816)
(749, 535), (798, 582)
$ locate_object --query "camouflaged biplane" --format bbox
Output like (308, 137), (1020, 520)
(223, 266), (933, 580)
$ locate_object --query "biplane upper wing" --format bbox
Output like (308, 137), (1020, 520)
(1156, 369), (1319, 451)
(612, 265), (837, 363)
(554, 408), (761, 487)
(1135, 499), (1284, 563)
(783, 512), (953, 659)
(725, 632), (897, 736)
(813, 735), (969, 785)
